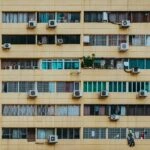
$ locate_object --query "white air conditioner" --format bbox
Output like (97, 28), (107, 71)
(83, 36), (90, 44)
(2, 43), (11, 49)
(131, 67), (140, 74)
(48, 20), (57, 28)
(48, 135), (58, 144)
(119, 43), (129, 51)
(28, 20), (37, 28)
(124, 61), (129, 68)
(28, 90), (38, 98)
(138, 90), (148, 97)
(121, 20), (131, 28)
(56, 38), (63, 45)
(100, 90), (109, 97)
(72, 90), (82, 98)
(102, 12), (108, 22)
(109, 114), (120, 121)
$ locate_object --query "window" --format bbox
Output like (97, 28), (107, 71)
(55, 105), (80, 116)
(56, 82), (79, 92)
(108, 35), (118, 46)
(107, 105), (126, 116)
(37, 128), (54, 139)
(37, 12), (55, 23)
(108, 128), (126, 139)
(37, 35), (55, 44)
(2, 104), (80, 116)
(37, 82), (49, 92)
(64, 59), (80, 69)
(131, 12), (150, 22)
(83, 81), (150, 93)
(83, 128), (106, 139)
(84, 12), (102, 22)
(84, 105), (106, 116)
(2, 82), (18, 92)
(37, 105), (54, 116)
(129, 35), (145, 46)
(57, 35), (80, 44)
(2, 128), (27, 139)
(85, 35), (127, 46)
(89, 35), (107, 46)
(108, 12), (128, 23)
(57, 128), (80, 139)
(27, 128), (35, 142)
(1, 59), (38, 70)
(57, 12), (80, 23)
(2, 12), (36, 23)
(109, 82), (126, 92)
(2, 35), (36, 44)
(83, 81), (106, 92)
(19, 82), (35, 92)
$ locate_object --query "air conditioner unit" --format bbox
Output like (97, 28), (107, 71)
(37, 40), (43, 45)
(48, 20), (57, 28)
(72, 90), (82, 98)
(100, 90), (109, 97)
(109, 114), (120, 121)
(121, 20), (131, 28)
(2, 43), (11, 49)
(83, 36), (90, 44)
(102, 12), (108, 22)
(48, 135), (58, 144)
(138, 90), (148, 97)
(124, 61), (129, 68)
(56, 38), (63, 45)
(28, 90), (38, 98)
(28, 20), (37, 28)
(119, 43), (129, 51)
(131, 67), (140, 74)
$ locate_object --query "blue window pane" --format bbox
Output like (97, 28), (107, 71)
(137, 82), (140, 92)
(57, 62), (63, 69)
(129, 82), (132, 92)
(146, 60), (150, 69)
(72, 62), (79, 69)
(114, 82), (117, 92)
(64, 62), (71, 69)
(118, 82), (122, 92)
(102, 82), (106, 90)
(88, 82), (92, 92)
(84, 82), (87, 92)
(49, 82), (55, 92)
(123, 82), (126, 92)
(137, 59), (145, 69)
(133, 82), (136, 92)
(129, 59), (137, 68)
(109, 82), (113, 92)
(98, 82), (101, 92)
(42, 62), (47, 69)
(93, 82), (97, 92)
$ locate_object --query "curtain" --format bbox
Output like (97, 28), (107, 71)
(47, 105), (55, 116)
(37, 129), (46, 139)
(84, 105), (90, 115)
(55, 105), (68, 116)
(146, 36), (150, 46)
(12, 129), (19, 139)
(49, 82), (55, 92)
(132, 35), (145, 46)
(68, 105), (80, 116)
(146, 60), (150, 69)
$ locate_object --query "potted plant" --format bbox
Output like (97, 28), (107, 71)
(81, 53), (95, 68)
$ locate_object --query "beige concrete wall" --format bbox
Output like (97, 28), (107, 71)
(0, 0), (150, 150)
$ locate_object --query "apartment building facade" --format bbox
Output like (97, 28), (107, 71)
(0, 0), (150, 150)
